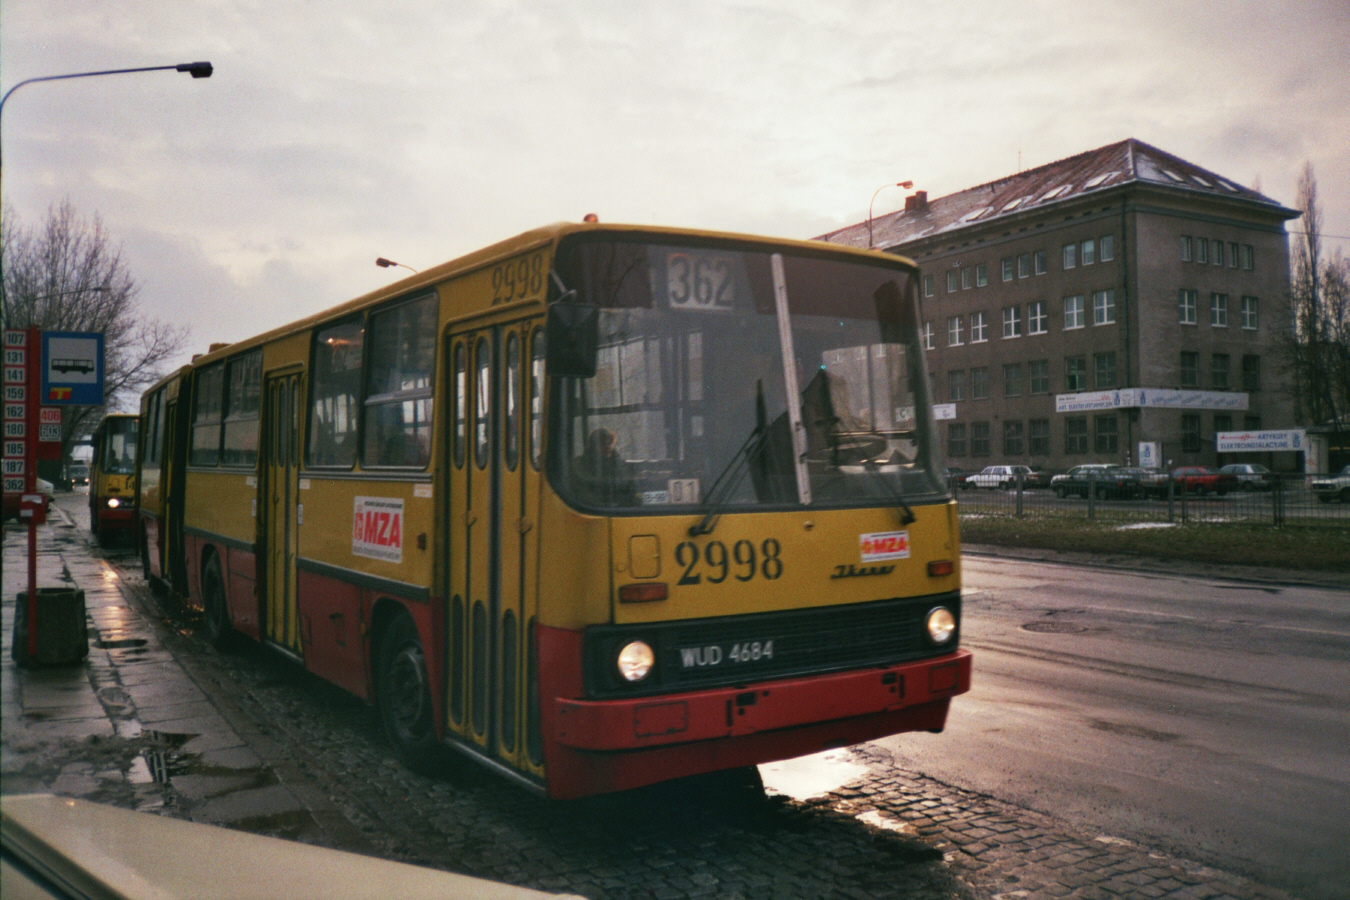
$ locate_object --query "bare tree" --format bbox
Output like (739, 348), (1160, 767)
(1285, 163), (1350, 428)
(2, 199), (189, 477)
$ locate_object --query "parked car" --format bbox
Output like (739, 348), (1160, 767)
(1310, 464), (1350, 503)
(945, 467), (974, 490)
(1135, 467), (1173, 498)
(1050, 464), (1124, 498)
(1025, 466), (1056, 489)
(1170, 466), (1237, 496)
(1218, 463), (1273, 491)
(967, 465), (1033, 490)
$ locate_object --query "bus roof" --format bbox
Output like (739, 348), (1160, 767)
(178, 220), (920, 370)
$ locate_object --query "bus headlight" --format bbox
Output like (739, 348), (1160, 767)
(105, 497), (121, 509)
(616, 640), (655, 682)
(925, 606), (957, 645)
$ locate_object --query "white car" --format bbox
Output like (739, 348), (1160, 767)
(967, 465), (1033, 490)
(1310, 465), (1350, 503)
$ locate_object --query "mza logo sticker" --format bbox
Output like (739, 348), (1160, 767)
(353, 496), (404, 563)
(860, 531), (909, 562)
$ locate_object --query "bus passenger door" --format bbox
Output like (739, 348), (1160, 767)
(445, 322), (541, 771)
(263, 371), (303, 655)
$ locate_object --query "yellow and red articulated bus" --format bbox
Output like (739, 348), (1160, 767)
(138, 222), (971, 799)
(89, 413), (139, 547)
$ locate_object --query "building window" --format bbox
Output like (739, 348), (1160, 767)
(1063, 243), (1077, 269)
(948, 423), (967, 457)
(923, 274), (934, 298)
(1242, 245), (1254, 270)
(1034, 250), (1047, 275)
(1003, 420), (1025, 455)
(1212, 239), (1224, 266)
(1212, 353), (1230, 391)
(1082, 238), (1096, 266)
(1228, 242), (1239, 268)
(970, 311), (988, 343)
(1029, 419), (1050, 455)
(1028, 301), (1048, 334)
(1093, 290), (1116, 325)
(1181, 235), (1193, 262)
(970, 421), (991, 456)
(1002, 305), (1022, 338)
(1243, 355), (1260, 392)
(971, 367), (989, 400)
(1179, 289), (1197, 325)
(1196, 238), (1208, 264)
(1004, 362), (1023, 397)
(976, 263), (988, 287)
(1094, 414), (1118, 454)
(1018, 253), (1031, 278)
(1029, 359), (1050, 394)
(1100, 234), (1115, 261)
(1180, 351), (1199, 388)
(946, 271), (958, 293)
(947, 315), (964, 346)
(1094, 351), (1117, 389)
(1002, 257), (1014, 282)
(1241, 296), (1258, 330)
(961, 266), (973, 290)
(1065, 417), (1088, 454)
(1244, 415), (1261, 430)
(1065, 355), (1087, 391)
(1211, 293), (1228, 327)
(1214, 413), (1232, 436)
(1064, 295), (1085, 330)
(1182, 414), (1202, 452)
(921, 322), (934, 350)
(948, 370), (966, 402)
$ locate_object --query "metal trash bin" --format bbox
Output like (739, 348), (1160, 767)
(11, 588), (89, 667)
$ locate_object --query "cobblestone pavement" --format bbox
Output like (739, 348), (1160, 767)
(3, 506), (1307, 900)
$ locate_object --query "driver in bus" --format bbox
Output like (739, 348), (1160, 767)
(573, 427), (637, 506)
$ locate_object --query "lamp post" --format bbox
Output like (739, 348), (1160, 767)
(867, 180), (915, 249)
(376, 257), (419, 274)
(0, 62), (213, 168)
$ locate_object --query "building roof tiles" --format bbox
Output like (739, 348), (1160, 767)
(820, 138), (1293, 250)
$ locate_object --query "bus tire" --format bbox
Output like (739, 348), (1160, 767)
(377, 613), (443, 775)
(201, 553), (235, 650)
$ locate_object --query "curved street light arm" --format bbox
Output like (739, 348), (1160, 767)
(867, 180), (915, 249)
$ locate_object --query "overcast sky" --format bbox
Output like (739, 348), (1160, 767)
(4, 0), (1348, 391)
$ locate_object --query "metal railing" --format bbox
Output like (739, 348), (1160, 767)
(950, 472), (1350, 527)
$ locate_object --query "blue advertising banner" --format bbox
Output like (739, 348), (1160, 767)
(40, 331), (104, 406)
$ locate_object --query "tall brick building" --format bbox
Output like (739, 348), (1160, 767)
(819, 139), (1302, 471)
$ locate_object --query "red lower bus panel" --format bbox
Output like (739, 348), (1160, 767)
(97, 506), (135, 534)
(535, 624), (972, 799)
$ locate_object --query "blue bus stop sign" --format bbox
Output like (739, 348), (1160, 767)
(41, 332), (104, 406)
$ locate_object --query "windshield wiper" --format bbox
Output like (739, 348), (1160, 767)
(689, 382), (768, 537)
(857, 456), (917, 527)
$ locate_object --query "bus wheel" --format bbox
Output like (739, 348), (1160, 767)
(377, 614), (442, 775)
(201, 554), (235, 649)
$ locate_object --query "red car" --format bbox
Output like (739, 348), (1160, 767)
(1170, 466), (1237, 496)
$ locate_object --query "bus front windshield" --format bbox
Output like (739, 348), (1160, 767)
(551, 238), (946, 513)
(100, 418), (139, 475)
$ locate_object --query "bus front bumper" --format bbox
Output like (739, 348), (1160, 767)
(552, 649), (971, 752)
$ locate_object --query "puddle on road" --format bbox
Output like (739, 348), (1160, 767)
(126, 730), (279, 798)
(759, 748), (869, 801)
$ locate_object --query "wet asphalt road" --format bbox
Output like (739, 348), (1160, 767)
(877, 555), (1350, 900)
(9, 489), (1341, 900)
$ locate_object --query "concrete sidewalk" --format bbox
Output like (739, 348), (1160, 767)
(1, 502), (350, 843)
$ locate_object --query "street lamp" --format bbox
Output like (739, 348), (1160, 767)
(376, 257), (419, 274)
(867, 180), (915, 249)
(0, 61), (213, 167)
